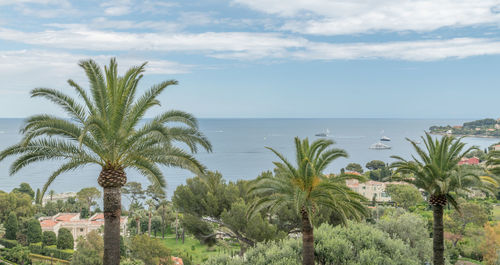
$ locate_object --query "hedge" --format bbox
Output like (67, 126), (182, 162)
(0, 238), (18, 249)
(29, 244), (73, 261)
(30, 253), (71, 264)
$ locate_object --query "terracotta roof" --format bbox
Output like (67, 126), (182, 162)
(55, 213), (78, 222)
(171, 257), (183, 265)
(40, 219), (58, 228)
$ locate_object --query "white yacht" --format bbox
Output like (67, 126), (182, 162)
(315, 129), (330, 137)
(369, 142), (391, 150)
(380, 136), (391, 141)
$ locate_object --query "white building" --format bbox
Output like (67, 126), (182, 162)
(39, 213), (127, 244)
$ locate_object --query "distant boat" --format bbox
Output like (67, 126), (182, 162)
(315, 129), (330, 137)
(369, 142), (391, 150)
(380, 136), (391, 141)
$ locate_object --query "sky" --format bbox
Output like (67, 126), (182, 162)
(1, 0), (500, 119)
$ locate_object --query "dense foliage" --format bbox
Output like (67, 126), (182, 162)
(57, 228), (74, 250)
(204, 222), (422, 265)
(5, 212), (18, 240)
(42, 231), (57, 246)
(27, 218), (43, 244)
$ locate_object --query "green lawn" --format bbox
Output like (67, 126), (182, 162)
(159, 234), (239, 265)
(493, 204), (500, 221)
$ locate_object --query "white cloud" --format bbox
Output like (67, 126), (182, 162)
(0, 50), (191, 94)
(292, 38), (500, 61)
(234, 0), (500, 35)
(101, 0), (132, 16)
(0, 26), (306, 56)
(2, 26), (500, 61)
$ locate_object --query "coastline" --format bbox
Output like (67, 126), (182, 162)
(430, 132), (500, 139)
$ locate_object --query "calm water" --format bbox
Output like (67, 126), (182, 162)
(0, 118), (498, 201)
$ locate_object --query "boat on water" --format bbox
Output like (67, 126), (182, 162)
(315, 129), (330, 137)
(380, 136), (391, 141)
(369, 142), (391, 150)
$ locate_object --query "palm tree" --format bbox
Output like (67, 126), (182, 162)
(146, 199), (155, 236)
(249, 137), (368, 265)
(0, 58), (211, 265)
(391, 133), (497, 265)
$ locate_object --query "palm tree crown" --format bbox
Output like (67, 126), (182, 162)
(0, 58), (211, 265)
(390, 133), (497, 265)
(249, 137), (367, 265)
(391, 133), (496, 208)
(0, 58), (211, 197)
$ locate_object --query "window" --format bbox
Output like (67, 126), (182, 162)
(80, 228), (84, 232)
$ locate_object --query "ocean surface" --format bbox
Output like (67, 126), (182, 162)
(0, 118), (498, 203)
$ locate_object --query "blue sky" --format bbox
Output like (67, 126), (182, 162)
(1, 0), (500, 118)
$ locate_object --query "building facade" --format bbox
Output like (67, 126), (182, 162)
(39, 213), (127, 245)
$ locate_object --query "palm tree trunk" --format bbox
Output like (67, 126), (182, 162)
(148, 210), (152, 236)
(103, 186), (121, 265)
(301, 210), (314, 265)
(161, 206), (165, 239)
(136, 217), (140, 235)
(433, 205), (445, 265)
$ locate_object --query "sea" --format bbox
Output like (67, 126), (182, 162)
(0, 118), (498, 204)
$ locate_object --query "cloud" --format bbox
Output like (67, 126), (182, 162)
(0, 26), (306, 57)
(0, 49), (191, 95)
(2, 26), (500, 61)
(292, 38), (500, 61)
(234, 0), (500, 35)
(0, 0), (75, 18)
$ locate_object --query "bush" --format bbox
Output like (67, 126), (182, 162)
(204, 222), (421, 265)
(57, 228), (74, 250)
(42, 231), (57, 246)
(27, 218), (43, 244)
(0, 238), (19, 248)
(40, 245), (74, 261)
(4, 245), (30, 264)
(5, 212), (18, 240)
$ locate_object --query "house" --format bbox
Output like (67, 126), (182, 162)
(453, 125), (462, 129)
(171, 257), (184, 265)
(345, 179), (405, 202)
(42, 192), (77, 206)
(458, 157), (480, 165)
(493, 144), (500, 151)
(39, 213), (127, 245)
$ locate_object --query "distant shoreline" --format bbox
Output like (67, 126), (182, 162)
(430, 132), (500, 139)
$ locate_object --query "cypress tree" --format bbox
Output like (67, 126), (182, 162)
(5, 212), (18, 240)
(42, 231), (57, 246)
(27, 218), (43, 244)
(57, 228), (74, 249)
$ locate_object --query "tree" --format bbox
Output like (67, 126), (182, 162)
(249, 137), (368, 265)
(481, 223), (500, 265)
(42, 231), (57, 246)
(57, 228), (74, 250)
(129, 235), (171, 265)
(365, 160), (386, 170)
(345, 163), (363, 173)
(122, 182), (146, 209)
(385, 184), (423, 209)
(71, 230), (103, 265)
(5, 212), (18, 240)
(77, 187), (101, 213)
(27, 218), (43, 244)
(0, 191), (34, 222)
(444, 200), (489, 247)
(12, 182), (35, 199)
(377, 210), (432, 262)
(0, 59), (211, 265)
(391, 133), (497, 265)
(205, 222), (421, 265)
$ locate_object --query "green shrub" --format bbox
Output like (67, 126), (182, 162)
(57, 228), (74, 250)
(5, 212), (18, 240)
(0, 238), (19, 248)
(204, 222), (421, 265)
(27, 218), (43, 244)
(42, 231), (57, 246)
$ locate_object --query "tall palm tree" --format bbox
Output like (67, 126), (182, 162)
(391, 133), (497, 265)
(249, 137), (368, 265)
(0, 58), (211, 265)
